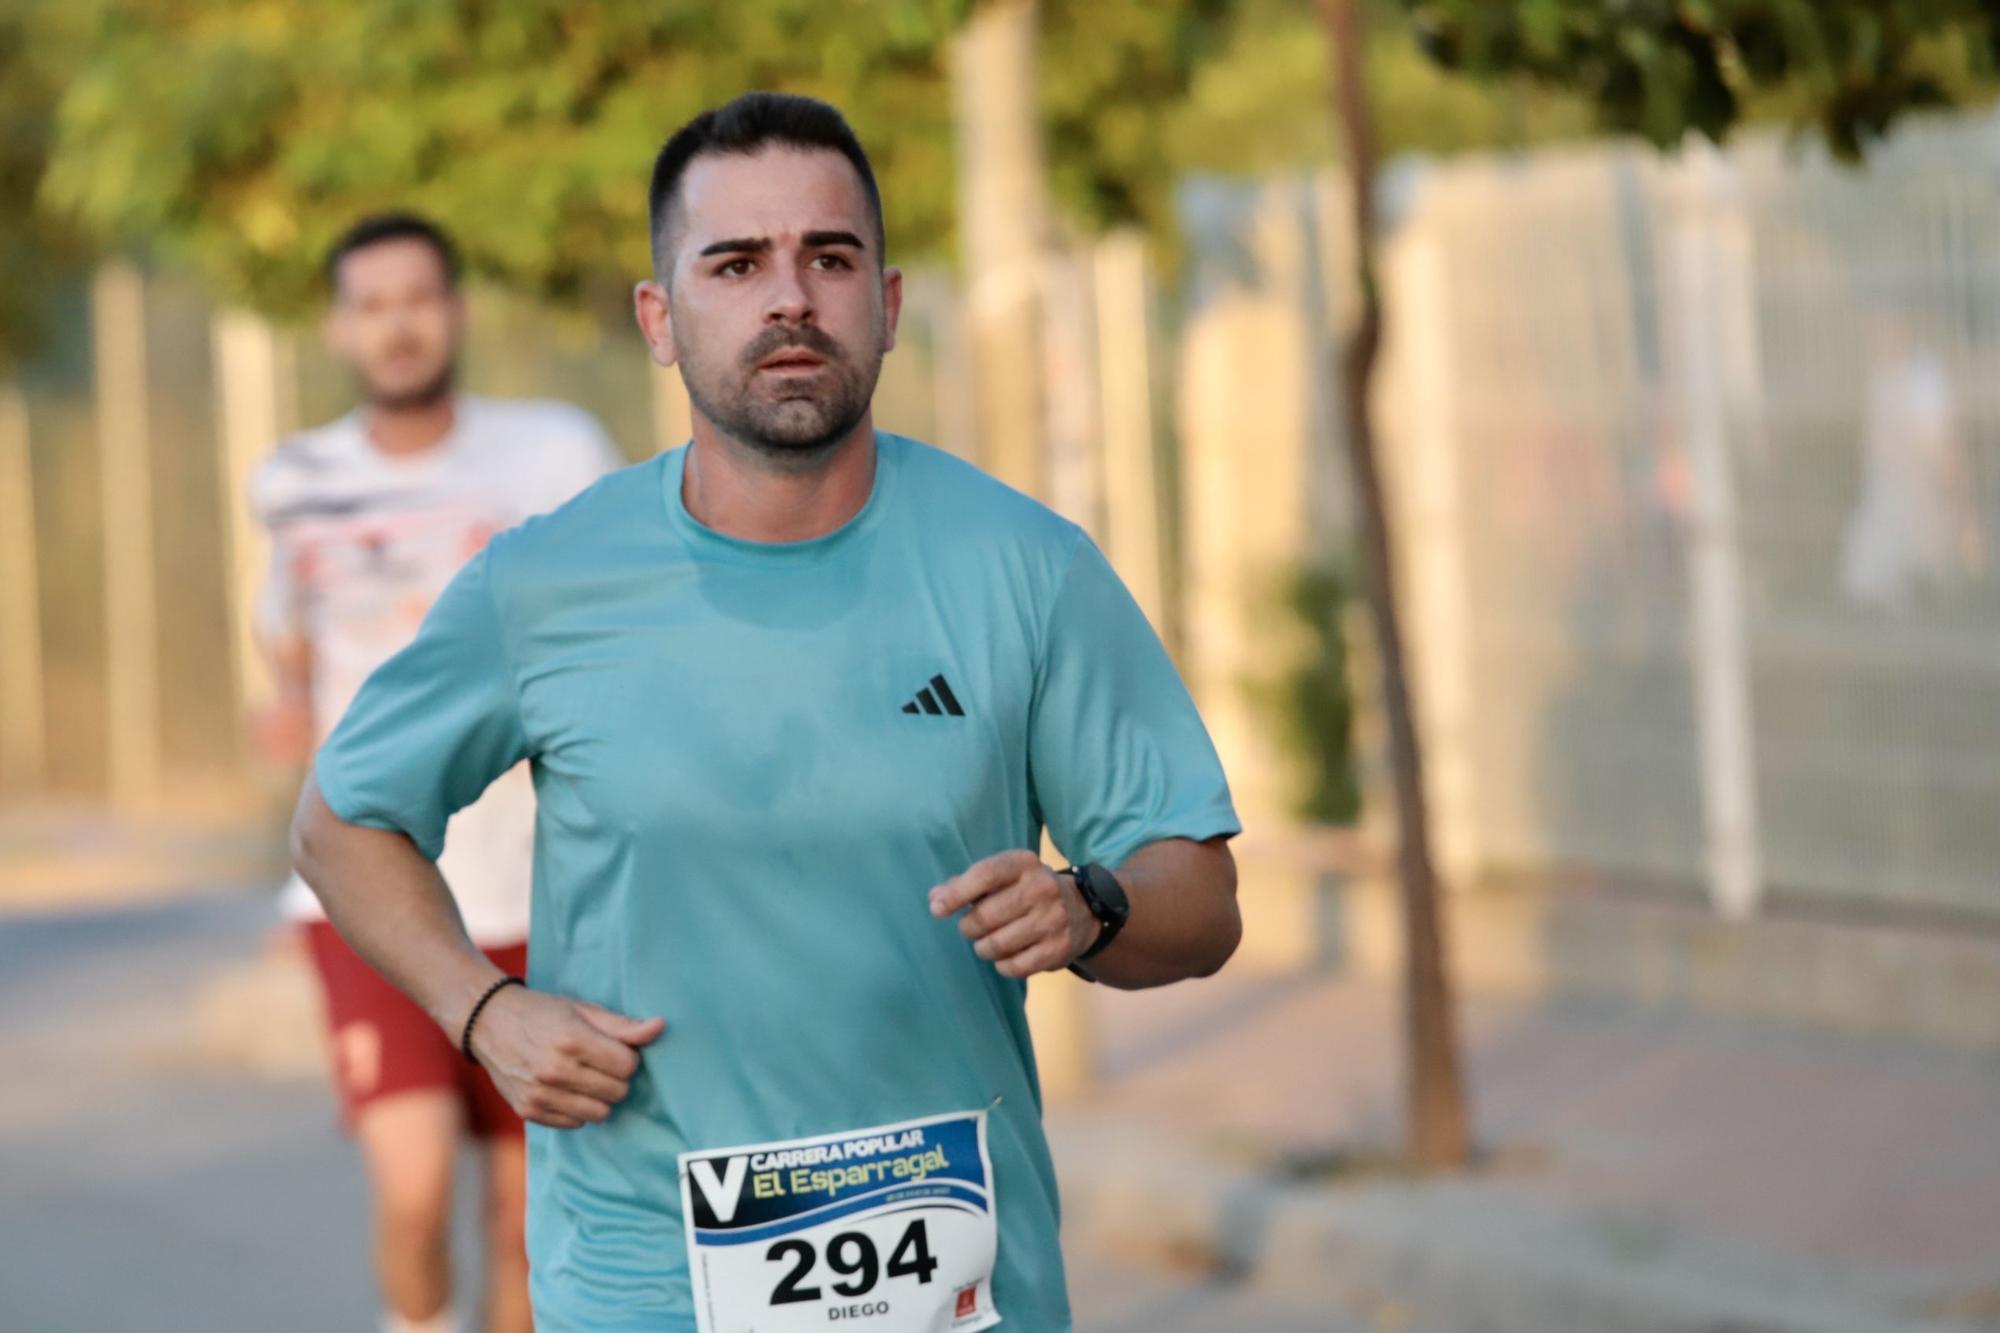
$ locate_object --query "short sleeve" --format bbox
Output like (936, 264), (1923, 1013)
(313, 544), (530, 860)
(1028, 534), (1240, 868)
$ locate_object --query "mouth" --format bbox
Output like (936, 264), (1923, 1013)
(756, 352), (827, 374)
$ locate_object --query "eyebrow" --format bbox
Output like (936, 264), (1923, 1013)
(803, 230), (866, 251)
(696, 230), (868, 259)
(699, 237), (771, 258)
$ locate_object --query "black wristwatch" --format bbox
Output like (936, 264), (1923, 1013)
(1063, 862), (1130, 981)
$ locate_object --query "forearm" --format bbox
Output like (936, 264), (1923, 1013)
(1084, 836), (1240, 990)
(290, 777), (505, 1037)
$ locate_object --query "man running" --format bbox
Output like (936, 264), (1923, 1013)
(292, 96), (1241, 1332)
(250, 212), (620, 1333)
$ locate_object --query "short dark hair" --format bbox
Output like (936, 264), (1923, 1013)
(648, 92), (885, 275)
(324, 212), (462, 294)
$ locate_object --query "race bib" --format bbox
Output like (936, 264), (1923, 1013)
(679, 1110), (1002, 1333)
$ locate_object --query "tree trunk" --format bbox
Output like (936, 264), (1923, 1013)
(1317, 0), (1471, 1170)
(951, 0), (1052, 499)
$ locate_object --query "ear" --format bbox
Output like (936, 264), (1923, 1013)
(634, 280), (679, 368)
(880, 265), (904, 355)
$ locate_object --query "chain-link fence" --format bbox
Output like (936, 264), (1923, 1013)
(1381, 112), (2000, 920)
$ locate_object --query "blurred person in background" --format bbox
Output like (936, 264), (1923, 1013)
(1842, 296), (1984, 607)
(248, 211), (621, 1333)
(291, 93), (1241, 1331)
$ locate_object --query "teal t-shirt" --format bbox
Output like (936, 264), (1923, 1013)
(314, 433), (1240, 1331)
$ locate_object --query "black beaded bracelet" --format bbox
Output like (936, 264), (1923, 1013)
(460, 975), (525, 1066)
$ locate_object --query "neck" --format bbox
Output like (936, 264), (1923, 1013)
(365, 395), (457, 456)
(682, 413), (878, 544)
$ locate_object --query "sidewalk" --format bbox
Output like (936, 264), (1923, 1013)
(1049, 970), (2000, 1332)
(0, 802), (285, 912)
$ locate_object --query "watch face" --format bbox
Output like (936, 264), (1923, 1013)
(1082, 864), (1130, 922)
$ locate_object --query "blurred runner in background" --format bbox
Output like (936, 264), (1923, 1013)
(248, 212), (621, 1333)
(1843, 298), (1983, 607)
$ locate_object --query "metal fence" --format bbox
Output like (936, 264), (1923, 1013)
(1379, 111), (2000, 920)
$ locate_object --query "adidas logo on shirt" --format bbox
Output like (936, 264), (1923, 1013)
(901, 674), (965, 717)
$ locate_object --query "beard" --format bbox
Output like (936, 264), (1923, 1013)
(680, 323), (881, 468)
(358, 352), (456, 412)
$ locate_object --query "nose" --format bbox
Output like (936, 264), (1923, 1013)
(764, 256), (814, 326)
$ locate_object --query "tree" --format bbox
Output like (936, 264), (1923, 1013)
(1317, 0), (2000, 1170)
(1035, 0), (1232, 239)
(1317, 0), (1472, 1173)
(0, 0), (91, 372)
(1405, 1), (2000, 159)
(28, 0), (1610, 325)
(1167, 0), (1594, 181)
(39, 1), (969, 317)
(31, 0), (1242, 320)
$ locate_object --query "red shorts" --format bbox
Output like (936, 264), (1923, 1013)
(303, 920), (527, 1139)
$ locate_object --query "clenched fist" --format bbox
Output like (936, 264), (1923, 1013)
(929, 849), (1100, 979)
(467, 986), (666, 1129)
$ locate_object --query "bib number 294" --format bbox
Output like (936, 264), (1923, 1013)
(680, 1110), (1001, 1332)
(768, 1217), (940, 1303)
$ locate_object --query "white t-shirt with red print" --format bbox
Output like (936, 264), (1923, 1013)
(250, 394), (622, 944)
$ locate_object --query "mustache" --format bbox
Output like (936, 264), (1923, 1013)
(742, 325), (843, 369)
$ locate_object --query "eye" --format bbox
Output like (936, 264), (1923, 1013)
(718, 258), (754, 277)
(810, 253), (852, 271)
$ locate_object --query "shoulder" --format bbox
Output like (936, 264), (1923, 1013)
(470, 395), (611, 444)
(888, 434), (1085, 569)
(247, 417), (361, 523)
(478, 455), (661, 638)
(884, 435), (1094, 660)
(464, 395), (617, 460)
(483, 452), (661, 584)
(465, 395), (624, 499)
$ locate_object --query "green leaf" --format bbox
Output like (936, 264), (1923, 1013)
(1398, 0), (2000, 162)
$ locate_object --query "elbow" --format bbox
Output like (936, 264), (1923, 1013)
(1193, 901), (1242, 978)
(1193, 854), (1242, 979)
(287, 797), (316, 887)
(288, 778), (334, 892)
